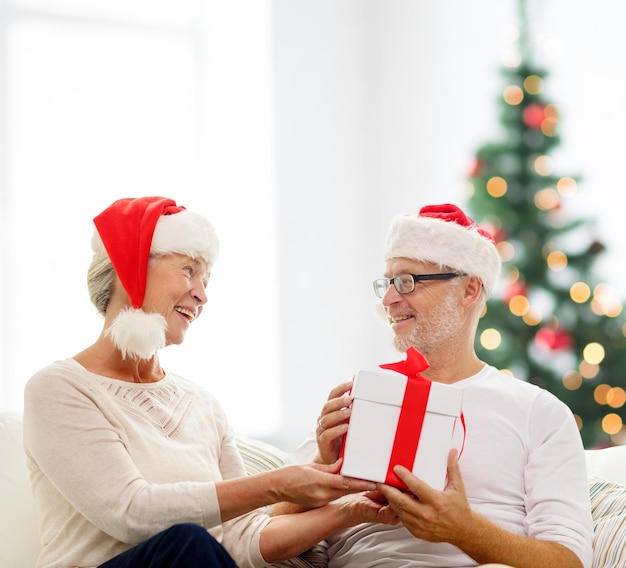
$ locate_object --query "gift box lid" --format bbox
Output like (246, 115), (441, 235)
(352, 369), (463, 417)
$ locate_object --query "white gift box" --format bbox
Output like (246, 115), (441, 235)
(340, 369), (464, 490)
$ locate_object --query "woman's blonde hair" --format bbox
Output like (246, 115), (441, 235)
(87, 250), (116, 316)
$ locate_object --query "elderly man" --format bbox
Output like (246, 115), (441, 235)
(286, 203), (593, 568)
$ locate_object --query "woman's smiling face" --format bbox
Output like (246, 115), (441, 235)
(141, 253), (211, 346)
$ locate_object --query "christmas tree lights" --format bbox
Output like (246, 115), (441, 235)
(466, 1), (626, 447)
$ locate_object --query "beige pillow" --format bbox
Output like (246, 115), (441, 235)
(589, 476), (626, 568)
(236, 435), (287, 474)
(235, 436), (328, 568)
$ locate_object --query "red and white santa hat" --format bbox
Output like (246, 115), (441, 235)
(384, 203), (501, 297)
(92, 196), (219, 359)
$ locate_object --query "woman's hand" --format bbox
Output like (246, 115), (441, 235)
(277, 459), (376, 509)
(261, 488), (398, 564)
(315, 380), (353, 464)
(334, 490), (400, 526)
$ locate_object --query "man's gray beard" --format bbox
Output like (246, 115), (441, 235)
(393, 330), (435, 355)
(390, 290), (462, 355)
(393, 333), (420, 353)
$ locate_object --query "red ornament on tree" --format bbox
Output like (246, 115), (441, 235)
(534, 327), (574, 351)
(468, 157), (485, 178)
(522, 103), (545, 129)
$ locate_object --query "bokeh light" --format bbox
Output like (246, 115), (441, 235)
(562, 370), (583, 391)
(496, 241), (515, 262)
(591, 283), (623, 317)
(486, 176), (508, 197)
(594, 384), (611, 405)
(580, 360), (599, 379)
(546, 250), (567, 271)
(602, 413), (623, 436)
(534, 187), (560, 210)
(607, 387), (626, 409)
(556, 177), (577, 196)
(509, 295), (530, 316)
(480, 328), (502, 350)
(522, 307), (543, 326)
(570, 281), (591, 303)
(534, 155), (553, 175)
(541, 104), (559, 137)
(503, 85), (524, 105)
(523, 74), (543, 94)
(583, 342), (605, 365)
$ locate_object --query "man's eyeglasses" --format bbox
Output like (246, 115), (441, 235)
(372, 273), (460, 298)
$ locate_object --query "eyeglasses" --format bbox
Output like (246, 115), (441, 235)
(372, 272), (460, 298)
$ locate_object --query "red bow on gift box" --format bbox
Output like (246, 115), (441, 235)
(380, 345), (430, 376)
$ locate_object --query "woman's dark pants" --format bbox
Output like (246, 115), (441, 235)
(98, 523), (239, 568)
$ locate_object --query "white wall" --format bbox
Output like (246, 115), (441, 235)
(272, 0), (510, 449)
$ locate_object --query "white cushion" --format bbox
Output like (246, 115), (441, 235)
(586, 446), (626, 486)
(0, 411), (41, 568)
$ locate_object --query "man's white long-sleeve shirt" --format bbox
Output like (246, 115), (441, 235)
(288, 365), (594, 568)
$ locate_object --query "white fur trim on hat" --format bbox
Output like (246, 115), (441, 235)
(90, 209), (220, 265)
(384, 214), (501, 297)
(151, 209), (219, 264)
(105, 308), (167, 360)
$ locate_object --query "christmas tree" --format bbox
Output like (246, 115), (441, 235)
(466, 1), (626, 448)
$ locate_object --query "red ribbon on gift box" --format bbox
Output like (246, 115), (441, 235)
(379, 346), (432, 489)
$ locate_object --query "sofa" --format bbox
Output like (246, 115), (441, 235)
(1, 410), (625, 568)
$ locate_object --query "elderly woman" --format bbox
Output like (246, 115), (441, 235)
(23, 196), (396, 568)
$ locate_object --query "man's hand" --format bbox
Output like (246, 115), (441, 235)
(315, 380), (353, 464)
(377, 449), (472, 544)
(377, 450), (584, 568)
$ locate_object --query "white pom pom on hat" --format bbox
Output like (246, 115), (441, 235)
(105, 308), (168, 360)
(384, 203), (501, 297)
(92, 196), (220, 359)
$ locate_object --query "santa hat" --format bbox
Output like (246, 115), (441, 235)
(92, 196), (219, 359)
(384, 203), (501, 297)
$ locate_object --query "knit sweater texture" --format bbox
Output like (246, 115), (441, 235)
(23, 358), (271, 568)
